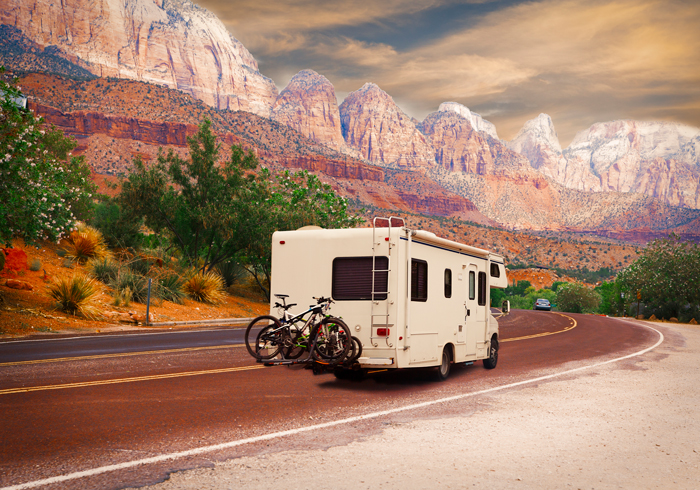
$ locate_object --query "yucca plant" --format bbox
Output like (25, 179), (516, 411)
(157, 270), (186, 304)
(46, 274), (100, 318)
(183, 270), (225, 304)
(87, 257), (119, 284)
(214, 260), (246, 288)
(63, 224), (110, 264)
(110, 268), (149, 303)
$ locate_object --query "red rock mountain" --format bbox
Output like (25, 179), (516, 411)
(509, 115), (700, 209)
(419, 109), (529, 175)
(0, 0), (278, 115)
(271, 70), (346, 151)
(339, 83), (434, 169)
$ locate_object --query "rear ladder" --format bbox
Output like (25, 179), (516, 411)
(370, 217), (403, 347)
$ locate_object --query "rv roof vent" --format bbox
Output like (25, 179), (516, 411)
(296, 225), (323, 231)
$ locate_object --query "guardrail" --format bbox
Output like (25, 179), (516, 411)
(148, 317), (255, 327)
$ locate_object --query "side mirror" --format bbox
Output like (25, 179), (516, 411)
(502, 300), (510, 314)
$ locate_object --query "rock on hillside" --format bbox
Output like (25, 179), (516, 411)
(271, 70), (347, 151)
(339, 83), (434, 169)
(437, 102), (499, 140)
(420, 109), (529, 175)
(0, 0), (278, 115)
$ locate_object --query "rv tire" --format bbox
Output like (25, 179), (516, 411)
(436, 346), (452, 381)
(483, 335), (498, 369)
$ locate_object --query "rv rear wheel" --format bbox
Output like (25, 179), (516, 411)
(483, 335), (498, 369)
(436, 347), (452, 381)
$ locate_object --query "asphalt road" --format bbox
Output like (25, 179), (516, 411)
(0, 310), (658, 490)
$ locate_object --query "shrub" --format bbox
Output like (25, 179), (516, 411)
(113, 286), (132, 307)
(29, 258), (42, 271)
(183, 271), (225, 304)
(215, 260), (246, 288)
(157, 271), (186, 304)
(87, 257), (119, 284)
(128, 256), (153, 275)
(46, 274), (99, 318)
(556, 283), (601, 313)
(110, 268), (149, 303)
(63, 224), (110, 264)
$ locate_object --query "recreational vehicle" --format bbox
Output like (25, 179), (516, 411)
(269, 218), (508, 380)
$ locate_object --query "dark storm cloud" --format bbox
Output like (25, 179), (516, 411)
(195, 0), (700, 145)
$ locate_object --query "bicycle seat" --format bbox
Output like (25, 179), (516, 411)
(275, 294), (289, 299)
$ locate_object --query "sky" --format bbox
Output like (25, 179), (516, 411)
(195, 0), (700, 146)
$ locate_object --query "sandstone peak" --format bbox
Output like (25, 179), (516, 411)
(339, 83), (434, 168)
(0, 0), (278, 116)
(437, 102), (499, 140)
(271, 69), (346, 150)
(509, 113), (562, 155)
(420, 109), (528, 175)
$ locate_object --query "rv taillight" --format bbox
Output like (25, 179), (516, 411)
(376, 328), (390, 336)
(385, 237), (389, 241)
(280, 240), (285, 244)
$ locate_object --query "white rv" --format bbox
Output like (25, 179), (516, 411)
(269, 218), (508, 380)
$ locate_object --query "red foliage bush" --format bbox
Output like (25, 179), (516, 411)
(2, 248), (28, 272)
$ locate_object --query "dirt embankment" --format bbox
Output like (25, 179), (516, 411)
(0, 240), (269, 337)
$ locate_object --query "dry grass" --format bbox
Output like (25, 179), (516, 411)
(63, 224), (110, 264)
(45, 273), (100, 319)
(183, 271), (225, 305)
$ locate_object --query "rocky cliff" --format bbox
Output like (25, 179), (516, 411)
(420, 109), (529, 175)
(437, 102), (499, 140)
(509, 115), (700, 208)
(271, 70), (347, 151)
(339, 83), (434, 169)
(0, 0), (278, 115)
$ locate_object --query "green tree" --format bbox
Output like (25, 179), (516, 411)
(616, 234), (700, 319)
(0, 70), (95, 245)
(118, 119), (360, 297)
(236, 169), (361, 298)
(556, 283), (601, 313)
(118, 119), (257, 271)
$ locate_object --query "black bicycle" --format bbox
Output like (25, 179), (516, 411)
(244, 295), (356, 364)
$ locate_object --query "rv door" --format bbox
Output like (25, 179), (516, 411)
(464, 264), (479, 356)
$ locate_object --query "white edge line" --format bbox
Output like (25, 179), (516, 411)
(1, 320), (664, 490)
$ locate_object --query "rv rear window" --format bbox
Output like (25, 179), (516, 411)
(411, 259), (428, 302)
(490, 263), (501, 278)
(332, 256), (388, 301)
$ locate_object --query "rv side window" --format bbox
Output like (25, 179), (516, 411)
(469, 271), (475, 300)
(478, 271), (487, 306)
(332, 256), (388, 301)
(411, 259), (428, 302)
(490, 263), (501, 278)
(444, 269), (452, 298)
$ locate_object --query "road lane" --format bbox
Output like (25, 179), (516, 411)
(0, 328), (249, 364)
(0, 311), (659, 489)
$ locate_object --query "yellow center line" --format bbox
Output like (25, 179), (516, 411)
(501, 312), (577, 342)
(0, 344), (245, 367)
(1, 313), (578, 395)
(0, 364), (265, 395)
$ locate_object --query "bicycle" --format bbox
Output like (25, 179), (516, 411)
(244, 295), (355, 364)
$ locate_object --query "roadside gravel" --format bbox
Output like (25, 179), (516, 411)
(136, 321), (700, 490)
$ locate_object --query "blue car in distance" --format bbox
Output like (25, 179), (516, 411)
(534, 298), (551, 311)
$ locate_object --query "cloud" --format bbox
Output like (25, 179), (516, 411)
(195, 0), (700, 145)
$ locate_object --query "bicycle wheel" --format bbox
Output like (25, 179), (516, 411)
(245, 315), (283, 359)
(284, 328), (309, 360)
(311, 317), (352, 362)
